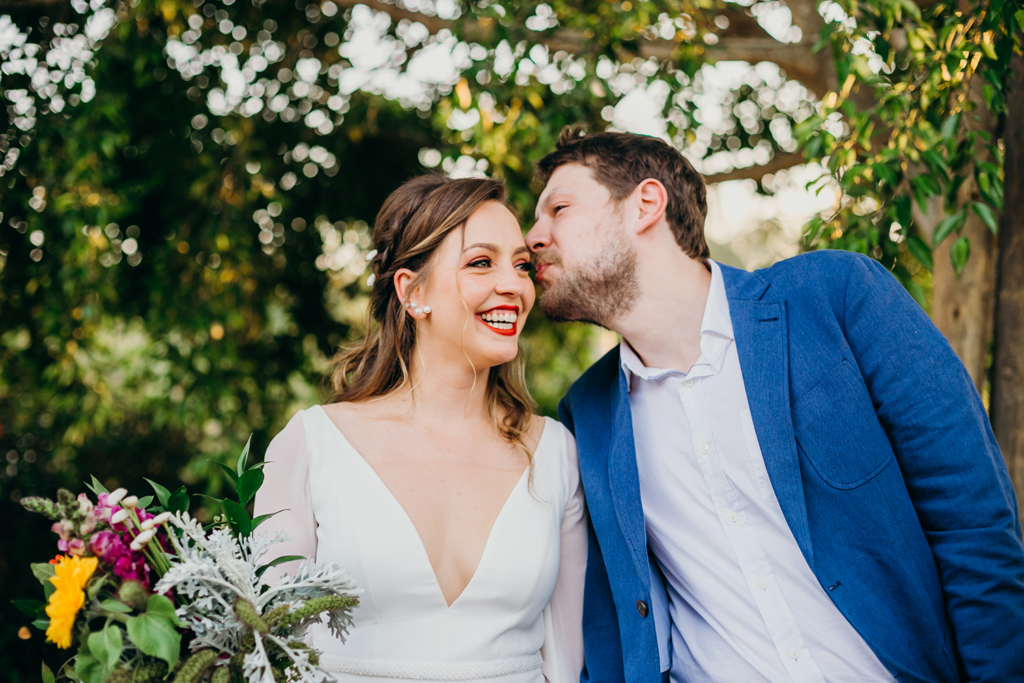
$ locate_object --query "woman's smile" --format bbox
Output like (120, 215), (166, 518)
(477, 305), (520, 336)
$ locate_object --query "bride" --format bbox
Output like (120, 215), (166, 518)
(254, 175), (586, 683)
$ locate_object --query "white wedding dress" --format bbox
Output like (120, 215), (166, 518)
(254, 406), (587, 683)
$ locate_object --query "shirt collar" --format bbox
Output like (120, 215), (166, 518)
(620, 260), (734, 390)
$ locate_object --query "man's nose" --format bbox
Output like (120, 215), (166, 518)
(525, 218), (550, 253)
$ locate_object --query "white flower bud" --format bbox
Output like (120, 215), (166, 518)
(130, 529), (156, 550)
(106, 488), (128, 506)
(152, 512), (173, 525)
(111, 509), (130, 525)
(140, 518), (156, 531)
(121, 496), (139, 508)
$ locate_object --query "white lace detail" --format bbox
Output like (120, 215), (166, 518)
(320, 653), (544, 680)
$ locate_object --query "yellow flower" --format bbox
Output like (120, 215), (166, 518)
(45, 555), (98, 649)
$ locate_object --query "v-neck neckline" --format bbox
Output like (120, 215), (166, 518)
(312, 405), (549, 610)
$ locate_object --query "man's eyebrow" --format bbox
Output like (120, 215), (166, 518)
(534, 187), (569, 220)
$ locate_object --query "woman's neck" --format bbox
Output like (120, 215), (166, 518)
(389, 348), (492, 428)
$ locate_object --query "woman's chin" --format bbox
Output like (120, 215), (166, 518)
(470, 342), (521, 370)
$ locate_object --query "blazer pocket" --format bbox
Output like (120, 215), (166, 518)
(792, 359), (894, 489)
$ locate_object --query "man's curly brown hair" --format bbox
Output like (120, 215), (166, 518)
(537, 126), (710, 261)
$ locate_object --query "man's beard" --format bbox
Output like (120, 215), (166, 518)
(537, 238), (639, 328)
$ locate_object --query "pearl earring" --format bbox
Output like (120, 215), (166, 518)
(406, 302), (431, 316)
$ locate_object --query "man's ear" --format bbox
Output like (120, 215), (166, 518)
(632, 178), (669, 236)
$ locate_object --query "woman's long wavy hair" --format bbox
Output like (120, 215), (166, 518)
(326, 174), (537, 459)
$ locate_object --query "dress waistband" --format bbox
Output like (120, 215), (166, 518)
(320, 653), (543, 681)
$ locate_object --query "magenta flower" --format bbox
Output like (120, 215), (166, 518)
(90, 530), (153, 589)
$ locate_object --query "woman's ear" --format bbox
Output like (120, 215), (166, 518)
(394, 269), (428, 319)
(633, 178), (669, 236)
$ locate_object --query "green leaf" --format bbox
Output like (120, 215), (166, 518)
(32, 619), (49, 631)
(940, 113), (960, 140)
(210, 460), (239, 485)
(145, 478), (171, 508)
(236, 434), (253, 479)
(42, 662), (55, 683)
(31, 563), (56, 598)
(1016, 9), (1024, 32)
(85, 475), (109, 496)
(972, 202), (998, 235)
(12, 599), (46, 618)
(921, 149), (948, 172)
(136, 495), (153, 509)
(99, 599), (132, 614)
(252, 510), (283, 530)
(905, 280), (927, 309)
(906, 235), (933, 272)
(236, 468), (264, 507)
(169, 487), (190, 514)
(73, 646), (105, 683)
(222, 499), (252, 537)
(255, 555), (305, 578)
(87, 624), (123, 671)
(950, 237), (971, 278)
(125, 595), (181, 672)
(932, 210), (965, 247)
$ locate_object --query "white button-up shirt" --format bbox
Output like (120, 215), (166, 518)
(622, 261), (895, 683)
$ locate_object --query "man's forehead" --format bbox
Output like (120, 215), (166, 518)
(537, 165), (600, 203)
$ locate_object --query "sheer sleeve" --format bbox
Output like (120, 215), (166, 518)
(541, 427), (588, 683)
(253, 410), (317, 585)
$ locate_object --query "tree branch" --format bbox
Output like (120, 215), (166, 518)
(702, 151), (806, 184)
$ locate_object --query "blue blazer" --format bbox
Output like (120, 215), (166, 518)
(558, 251), (1024, 683)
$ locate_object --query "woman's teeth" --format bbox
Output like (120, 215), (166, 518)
(480, 311), (517, 330)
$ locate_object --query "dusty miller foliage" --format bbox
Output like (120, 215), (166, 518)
(154, 512), (360, 681)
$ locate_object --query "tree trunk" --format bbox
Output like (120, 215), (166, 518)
(991, 45), (1024, 524)
(931, 214), (997, 390)
(930, 75), (998, 391)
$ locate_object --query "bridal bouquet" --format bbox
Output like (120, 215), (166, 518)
(16, 439), (359, 683)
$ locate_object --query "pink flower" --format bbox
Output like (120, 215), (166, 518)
(89, 530), (153, 589)
(67, 538), (87, 556)
(51, 520), (74, 542)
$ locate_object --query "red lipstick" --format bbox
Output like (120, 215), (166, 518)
(476, 305), (520, 337)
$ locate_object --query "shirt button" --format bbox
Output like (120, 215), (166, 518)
(789, 650), (799, 660)
(636, 600), (649, 617)
(758, 579), (768, 590)
(727, 512), (738, 523)
(683, 379), (693, 388)
(699, 444), (710, 454)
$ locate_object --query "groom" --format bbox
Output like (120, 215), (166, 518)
(526, 128), (1024, 683)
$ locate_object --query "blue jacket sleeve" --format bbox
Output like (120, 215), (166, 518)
(842, 254), (1024, 680)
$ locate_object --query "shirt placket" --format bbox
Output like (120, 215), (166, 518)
(677, 373), (826, 683)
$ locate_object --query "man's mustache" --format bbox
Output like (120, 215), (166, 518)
(533, 250), (562, 268)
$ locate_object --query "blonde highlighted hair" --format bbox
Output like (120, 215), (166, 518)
(326, 174), (537, 457)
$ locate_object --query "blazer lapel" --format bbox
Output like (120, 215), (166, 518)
(722, 265), (814, 565)
(606, 364), (652, 591)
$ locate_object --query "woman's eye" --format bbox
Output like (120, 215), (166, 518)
(553, 205), (566, 215)
(468, 258), (491, 268)
(516, 261), (535, 273)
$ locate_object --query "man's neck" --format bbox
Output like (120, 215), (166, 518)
(611, 252), (712, 373)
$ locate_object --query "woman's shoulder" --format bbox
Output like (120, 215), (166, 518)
(533, 416), (579, 485)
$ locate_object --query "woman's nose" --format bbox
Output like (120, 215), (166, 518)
(495, 263), (525, 296)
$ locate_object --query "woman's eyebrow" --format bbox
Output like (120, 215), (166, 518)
(463, 242), (499, 252)
(463, 243), (530, 256)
